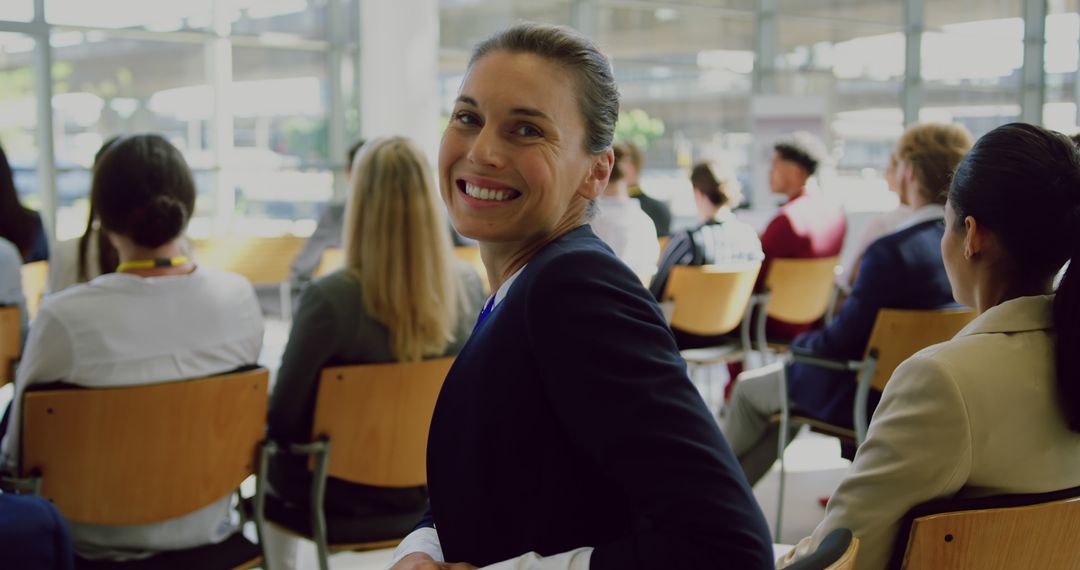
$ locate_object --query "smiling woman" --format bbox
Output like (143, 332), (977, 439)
(388, 23), (773, 570)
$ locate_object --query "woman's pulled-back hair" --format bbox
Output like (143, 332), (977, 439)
(690, 161), (742, 208)
(93, 134), (195, 249)
(343, 136), (462, 363)
(948, 122), (1080, 430)
(470, 22), (619, 155)
(895, 122), (973, 205)
(77, 136), (121, 282)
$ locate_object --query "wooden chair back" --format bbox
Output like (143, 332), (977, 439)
(20, 260), (47, 319)
(453, 246), (489, 294)
(0, 306), (20, 385)
(864, 308), (975, 391)
(20, 368), (269, 525)
(192, 237), (307, 284)
(763, 256), (839, 324)
(311, 357), (453, 488)
(314, 247), (345, 277)
(664, 263), (760, 336)
(900, 494), (1080, 569)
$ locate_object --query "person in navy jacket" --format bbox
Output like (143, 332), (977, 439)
(721, 123), (974, 486)
(387, 23), (773, 570)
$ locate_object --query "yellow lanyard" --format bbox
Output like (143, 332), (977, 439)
(116, 256), (190, 273)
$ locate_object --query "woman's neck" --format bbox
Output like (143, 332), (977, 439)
(479, 218), (584, 292)
(972, 271), (1053, 314)
(116, 239), (193, 277)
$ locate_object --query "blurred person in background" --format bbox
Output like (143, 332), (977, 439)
(0, 141), (49, 264)
(1, 134), (264, 563)
(590, 142), (659, 282)
(759, 132), (846, 339)
(623, 141), (671, 237)
(650, 161), (763, 349)
(263, 136), (485, 569)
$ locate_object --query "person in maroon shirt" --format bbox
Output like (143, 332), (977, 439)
(759, 133), (846, 339)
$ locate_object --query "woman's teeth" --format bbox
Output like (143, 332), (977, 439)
(464, 183), (515, 202)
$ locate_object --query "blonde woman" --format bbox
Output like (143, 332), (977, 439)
(264, 136), (486, 569)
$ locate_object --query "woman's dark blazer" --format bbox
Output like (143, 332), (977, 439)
(420, 225), (772, 569)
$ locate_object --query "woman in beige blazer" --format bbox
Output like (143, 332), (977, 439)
(780, 122), (1080, 569)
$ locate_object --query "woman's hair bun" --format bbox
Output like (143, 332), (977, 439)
(130, 195), (188, 248)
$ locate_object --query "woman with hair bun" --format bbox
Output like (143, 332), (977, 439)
(648, 160), (763, 348)
(0, 134), (264, 563)
(780, 123), (1080, 569)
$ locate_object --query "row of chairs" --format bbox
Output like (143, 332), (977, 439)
(4, 358), (453, 570)
(9, 358), (1080, 570)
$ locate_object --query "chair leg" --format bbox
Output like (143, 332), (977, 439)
(775, 364), (791, 543)
(310, 443), (332, 570)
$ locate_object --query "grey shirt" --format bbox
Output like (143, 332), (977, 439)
(267, 261), (486, 445)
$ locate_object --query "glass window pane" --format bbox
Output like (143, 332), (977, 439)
(778, 0), (900, 25)
(0, 1), (34, 22)
(0, 33), (40, 215)
(1045, 0), (1079, 135)
(230, 46), (330, 236)
(774, 17), (904, 213)
(920, 0), (1023, 138)
(596, 4), (755, 223)
(229, 0), (329, 41)
(46, 0), (213, 32)
(439, 0), (572, 53)
(50, 33), (209, 239)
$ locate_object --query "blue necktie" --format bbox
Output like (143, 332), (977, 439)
(474, 295), (496, 330)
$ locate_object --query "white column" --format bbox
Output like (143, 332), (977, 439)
(360, 0), (441, 163)
(206, 2), (234, 236)
(32, 0), (56, 241)
(1020, 0), (1047, 125)
(902, 0), (924, 127)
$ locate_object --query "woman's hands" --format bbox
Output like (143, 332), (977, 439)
(389, 552), (478, 570)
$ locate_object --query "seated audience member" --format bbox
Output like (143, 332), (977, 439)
(650, 161), (763, 348)
(0, 134), (264, 561)
(780, 123), (1080, 569)
(0, 237), (27, 343)
(722, 123), (971, 486)
(838, 151), (913, 287)
(264, 137), (485, 568)
(0, 142), (48, 263)
(760, 132), (846, 338)
(288, 139), (365, 284)
(389, 23), (773, 569)
(623, 141), (672, 236)
(590, 143), (659, 281)
(46, 137), (120, 294)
